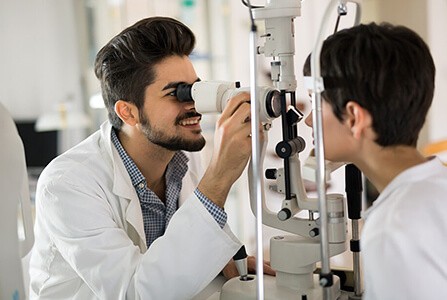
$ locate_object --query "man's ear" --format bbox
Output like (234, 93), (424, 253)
(114, 100), (139, 126)
(344, 101), (373, 139)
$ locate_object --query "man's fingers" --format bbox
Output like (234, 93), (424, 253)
(222, 261), (239, 279)
(228, 100), (251, 125)
(246, 256), (276, 276)
(263, 262), (276, 276)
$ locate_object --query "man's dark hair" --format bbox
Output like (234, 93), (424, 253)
(303, 22), (435, 147)
(94, 17), (196, 130)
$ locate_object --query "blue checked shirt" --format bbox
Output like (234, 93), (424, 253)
(111, 129), (227, 248)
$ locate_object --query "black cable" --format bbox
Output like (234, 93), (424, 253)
(244, 0), (257, 32)
(334, 3), (348, 33)
(334, 15), (341, 34)
(241, 0), (263, 9)
(241, 0), (257, 32)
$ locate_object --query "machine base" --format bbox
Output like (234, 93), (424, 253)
(220, 274), (341, 300)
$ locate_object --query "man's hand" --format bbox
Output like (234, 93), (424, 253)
(198, 92), (253, 208)
(222, 256), (276, 279)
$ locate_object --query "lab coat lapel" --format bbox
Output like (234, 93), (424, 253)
(179, 151), (204, 206)
(113, 164), (147, 252)
(179, 168), (194, 207)
(101, 122), (147, 252)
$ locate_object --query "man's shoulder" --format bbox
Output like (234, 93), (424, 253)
(39, 130), (112, 187)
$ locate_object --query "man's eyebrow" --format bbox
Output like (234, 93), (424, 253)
(161, 78), (201, 91)
(162, 81), (185, 91)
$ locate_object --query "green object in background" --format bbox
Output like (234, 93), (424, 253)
(181, 0), (195, 8)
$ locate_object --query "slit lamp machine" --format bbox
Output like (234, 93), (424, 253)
(175, 0), (363, 299)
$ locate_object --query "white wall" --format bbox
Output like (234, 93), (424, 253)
(427, 0), (447, 143)
(0, 0), (83, 121)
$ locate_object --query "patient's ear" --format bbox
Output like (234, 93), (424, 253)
(344, 101), (373, 139)
(114, 100), (139, 126)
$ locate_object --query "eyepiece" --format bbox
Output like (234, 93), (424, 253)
(174, 81), (281, 124)
(175, 83), (194, 102)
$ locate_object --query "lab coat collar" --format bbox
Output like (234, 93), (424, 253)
(100, 121), (148, 251)
(362, 156), (442, 220)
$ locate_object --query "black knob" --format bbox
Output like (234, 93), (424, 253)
(275, 137), (306, 158)
(265, 168), (277, 179)
(277, 208), (292, 221)
(275, 141), (293, 158)
(309, 228), (319, 237)
(291, 137), (306, 154)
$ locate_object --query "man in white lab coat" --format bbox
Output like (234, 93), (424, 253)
(29, 17), (272, 299)
(303, 23), (447, 299)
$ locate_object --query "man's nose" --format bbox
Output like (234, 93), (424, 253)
(183, 99), (196, 110)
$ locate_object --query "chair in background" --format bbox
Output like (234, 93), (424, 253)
(422, 139), (447, 165)
(0, 103), (35, 300)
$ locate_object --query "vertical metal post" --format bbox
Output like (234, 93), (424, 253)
(312, 2), (362, 298)
(311, 1), (339, 299)
(249, 24), (264, 300)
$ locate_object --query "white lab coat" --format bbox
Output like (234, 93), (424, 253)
(362, 157), (447, 299)
(29, 121), (241, 300)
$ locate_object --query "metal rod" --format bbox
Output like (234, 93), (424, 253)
(345, 163), (363, 299)
(290, 92), (298, 138)
(311, 1), (339, 299)
(352, 219), (362, 296)
(312, 3), (362, 299)
(279, 91), (292, 200)
(249, 25), (264, 300)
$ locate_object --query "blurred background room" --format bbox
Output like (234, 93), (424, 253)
(1, 0), (446, 297)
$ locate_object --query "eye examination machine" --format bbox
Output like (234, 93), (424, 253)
(177, 0), (363, 299)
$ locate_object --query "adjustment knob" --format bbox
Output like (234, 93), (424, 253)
(275, 141), (293, 158)
(275, 137), (306, 158)
(309, 228), (320, 237)
(277, 208), (292, 221)
(265, 168), (277, 179)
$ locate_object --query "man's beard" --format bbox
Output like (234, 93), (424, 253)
(139, 111), (206, 152)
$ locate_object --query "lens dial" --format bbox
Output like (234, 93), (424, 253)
(265, 90), (282, 118)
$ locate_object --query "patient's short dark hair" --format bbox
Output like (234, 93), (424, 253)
(303, 22), (435, 147)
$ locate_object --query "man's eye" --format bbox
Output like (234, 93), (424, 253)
(167, 90), (177, 97)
